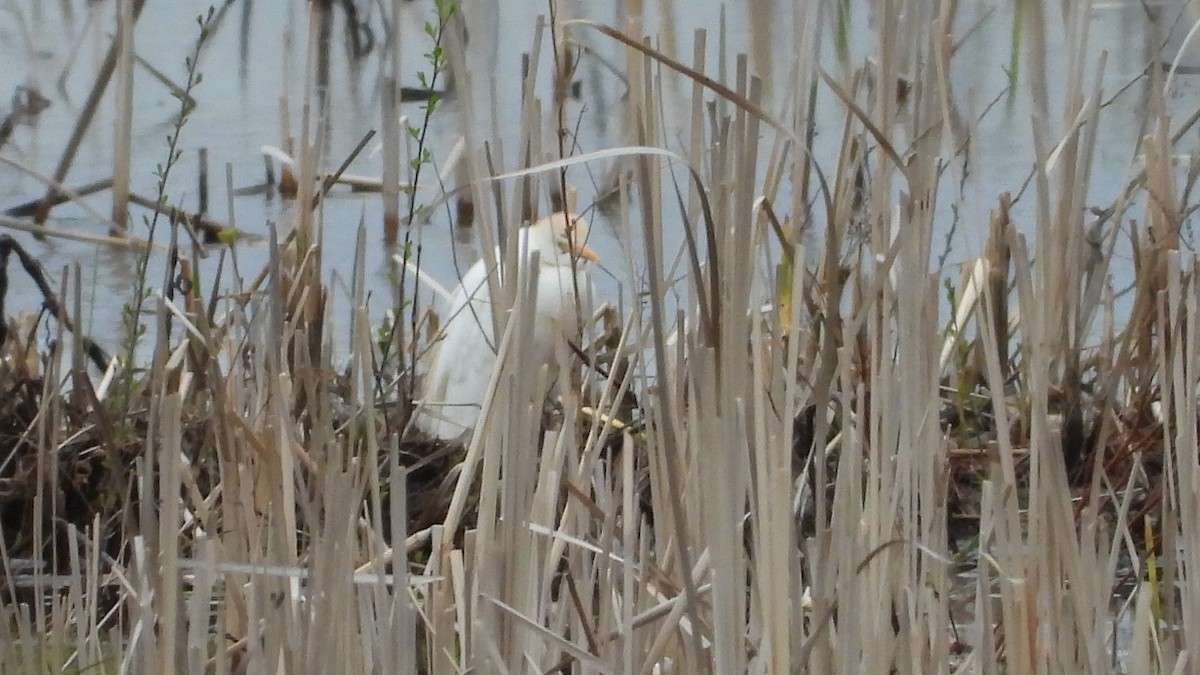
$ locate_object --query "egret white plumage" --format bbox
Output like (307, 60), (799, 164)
(416, 212), (599, 440)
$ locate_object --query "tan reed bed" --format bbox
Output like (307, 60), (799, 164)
(3, 0), (1200, 673)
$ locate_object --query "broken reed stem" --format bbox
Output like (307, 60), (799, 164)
(197, 148), (209, 215)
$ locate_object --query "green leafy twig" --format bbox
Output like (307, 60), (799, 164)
(115, 7), (216, 410)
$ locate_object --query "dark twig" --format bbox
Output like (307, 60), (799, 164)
(0, 235), (111, 370)
(310, 129), (377, 211)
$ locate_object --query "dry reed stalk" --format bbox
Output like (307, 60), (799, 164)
(1160, 255), (1199, 668)
(984, 194), (1012, 381)
(278, 10), (297, 200)
(0, 214), (148, 248)
(380, 1), (403, 242)
(110, 0), (135, 231)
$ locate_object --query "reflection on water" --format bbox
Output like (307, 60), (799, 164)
(0, 0), (1194, 361)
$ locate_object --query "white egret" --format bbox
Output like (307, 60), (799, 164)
(416, 212), (599, 440)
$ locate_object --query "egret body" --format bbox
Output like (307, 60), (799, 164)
(417, 212), (599, 440)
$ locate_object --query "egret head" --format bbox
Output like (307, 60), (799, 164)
(528, 212), (600, 266)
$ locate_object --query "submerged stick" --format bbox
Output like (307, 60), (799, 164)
(5, 178), (114, 218)
(134, 53), (197, 111)
(34, 0), (149, 225)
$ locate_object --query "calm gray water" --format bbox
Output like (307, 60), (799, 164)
(0, 0), (1194, 363)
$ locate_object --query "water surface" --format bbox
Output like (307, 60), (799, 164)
(0, 0), (1194, 362)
